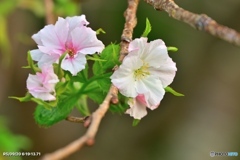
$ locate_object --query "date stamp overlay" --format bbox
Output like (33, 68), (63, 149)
(210, 151), (238, 157)
(2, 152), (41, 157)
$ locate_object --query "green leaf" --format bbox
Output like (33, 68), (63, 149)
(27, 51), (40, 73)
(96, 28), (106, 35)
(31, 98), (56, 109)
(93, 43), (120, 76)
(167, 46), (178, 52)
(142, 18), (152, 37)
(76, 95), (90, 116)
(86, 55), (106, 62)
(165, 86), (184, 96)
(9, 92), (32, 102)
(34, 93), (80, 127)
(132, 119), (140, 126)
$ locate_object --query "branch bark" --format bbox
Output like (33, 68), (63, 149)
(44, 0), (55, 24)
(40, 0), (140, 159)
(144, 0), (240, 46)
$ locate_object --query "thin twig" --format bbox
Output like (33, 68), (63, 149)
(40, 1), (140, 159)
(44, 0), (55, 24)
(41, 85), (114, 160)
(144, 0), (240, 46)
(65, 116), (89, 123)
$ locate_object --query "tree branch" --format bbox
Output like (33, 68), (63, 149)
(144, 0), (240, 46)
(44, 0), (55, 24)
(65, 116), (89, 123)
(111, 0), (140, 104)
(40, 0), (140, 159)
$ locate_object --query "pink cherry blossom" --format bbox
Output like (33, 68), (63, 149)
(26, 65), (59, 101)
(111, 37), (177, 119)
(30, 15), (104, 75)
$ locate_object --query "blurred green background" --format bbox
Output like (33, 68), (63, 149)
(0, 0), (240, 160)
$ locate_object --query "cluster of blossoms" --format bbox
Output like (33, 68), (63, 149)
(27, 15), (104, 100)
(111, 38), (177, 119)
(26, 15), (177, 120)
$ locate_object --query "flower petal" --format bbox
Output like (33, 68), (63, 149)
(144, 39), (168, 67)
(30, 49), (44, 61)
(138, 76), (165, 107)
(126, 98), (148, 119)
(39, 25), (65, 51)
(37, 53), (59, 68)
(54, 17), (69, 47)
(128, 37), (147, 53)
(111, 55), (142, 97)
(61, 53), (86, 75)
(66, 15), (89, 32)
(149, 57), (177, 87)
(71, 26), (104, 54)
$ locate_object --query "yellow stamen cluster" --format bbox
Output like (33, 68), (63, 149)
(134, 63), (150, 81)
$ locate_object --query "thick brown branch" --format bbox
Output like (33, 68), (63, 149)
(44, 0), (55, 24)
(144, 0), (240, 46)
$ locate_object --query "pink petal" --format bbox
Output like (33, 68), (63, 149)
(71, 26), (104, 54)
(39, 25), (65, 50)
(54, 17), (69, 47)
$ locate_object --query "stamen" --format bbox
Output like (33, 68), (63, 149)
(134, 63), (150, 81)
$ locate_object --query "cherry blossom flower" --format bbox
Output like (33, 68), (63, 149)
(26, 65), (59, 101)
(111, 37), (177, 119)
(30, 15), (104, 75)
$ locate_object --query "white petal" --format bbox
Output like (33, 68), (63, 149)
(126, 98), (148, 119)
(111, 55), (142, 97)
(71, 26), (104, 54)
(143, 39), (168, 67)
(128, 37), (147, 53)
(149, 57), (177, 87)
(61, 53), (86, 75)
(140, 76), (165, 107)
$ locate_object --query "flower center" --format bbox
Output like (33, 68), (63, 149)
(67, 49), (75, 58)
(134, 63), (150, 81)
